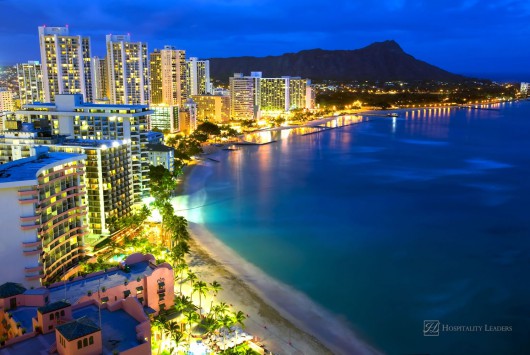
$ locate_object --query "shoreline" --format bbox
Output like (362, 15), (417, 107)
(176, 157), (381, 355)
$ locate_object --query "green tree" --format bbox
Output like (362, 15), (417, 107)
(192, 281), (208, 315)
(208, 281), (222, 312)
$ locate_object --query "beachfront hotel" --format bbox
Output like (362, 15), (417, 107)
(230, 73), (259, 120)
(0, 253), (173, 354)
(38, 26), (93, 103)
(0, 150), (87, 287)
(106, 34), (149, 105)
(16, 61), (44, 106)
(191, 94), (231, 123)
(15, 94), (151, 203)
(0, 124), (134, 237)
(230, 72), (312, 119)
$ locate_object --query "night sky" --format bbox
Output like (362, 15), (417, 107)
(1, 0), (529, 80)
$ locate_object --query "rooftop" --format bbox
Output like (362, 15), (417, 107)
(0, 152), (85, 185)
(48, 261), (154, 304)
(74, 305), (143, 353)
(56, 316), (100, 341)
(146, 143), (174, 152)
(0, 282), (26, 298)
(38, 301), (70, 314)
(0, 332), (55, 355)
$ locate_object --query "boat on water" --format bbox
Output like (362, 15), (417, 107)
(387, 113), (399, 117)
(223, 145), (240, 151)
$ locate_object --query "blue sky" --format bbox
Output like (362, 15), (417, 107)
(1, 0), (529, 80)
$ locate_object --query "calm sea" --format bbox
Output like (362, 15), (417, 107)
(183, 102), (530, 354)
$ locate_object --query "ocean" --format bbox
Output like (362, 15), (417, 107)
(180, 102), (530, 354)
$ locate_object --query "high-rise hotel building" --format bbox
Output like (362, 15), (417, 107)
(149, 46), (187, 106)
(16, 61), (45, 106)
(16, 94), (151, 203)
(0, 126), (134, 236)
(229, 73), (259, 120)
(230, 72), (311, 119)
(91, 56), (108, 101)
(0, 150), (87, 286)
(149, 50), (163, 105)
(186, 57), (212, 96)
(38, 26), (93, 103)
(106, 34), (149, 105)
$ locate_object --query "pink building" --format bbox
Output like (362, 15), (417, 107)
(0, 253), (173, 354)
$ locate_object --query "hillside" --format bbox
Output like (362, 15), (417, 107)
(209, 40), (466, 82)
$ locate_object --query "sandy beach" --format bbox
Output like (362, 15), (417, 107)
(176, 154), (381, 355)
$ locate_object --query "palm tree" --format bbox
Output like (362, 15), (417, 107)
(220, 314), (235, 350)
(192, 281), (208, 315)
(174, 262), (188, 295)
(231, 310), (247, 343)
(187, 271), (197, 300)
(212, 302), (230, 321)
(164, 322), (183, 355)
(208, 280), (222, 313)
(184, 310), (200, 344)
(151, 314), (167, 355)
(231, 310), (246, 329)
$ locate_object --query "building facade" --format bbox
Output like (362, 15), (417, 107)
(186, 57), (211, 96)
(160, 46), (187, 106)
(192, 94), (230, 123)
(147, 143), (175, 173)
(149, 105), (179, 133)
(0, 151), (87, 286)
(149, 50), (163, 105)
(0, 89), (14, 112)
(38, 26), (93, 103)
(106, 34), (149, 105)
(15, 94), (151, 203)
(91, 56), (108, 101)
(229, 73), (258, 120)
(16, 61), (44, 106)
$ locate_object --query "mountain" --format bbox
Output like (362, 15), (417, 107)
(208, 40), (466, 82)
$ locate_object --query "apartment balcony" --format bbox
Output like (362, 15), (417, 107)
(22, 240), (41, 248)
(23, 248), (42, 256)
(19, 198), (38, 205)
(20, 215), (39, 223)
(20, 223), (39, 231)
(18, 189), (37, 197)
(25, 264), (43, 273)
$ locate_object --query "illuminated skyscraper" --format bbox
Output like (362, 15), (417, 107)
(38, 26), (93, 103)
(150, 50), (163, 105)
(17, 94), (151, 203)
(160, 46), (187, 106)
(91, 56), (108, 101)
(16, 61), (44, 105)
(106, 34), (149, 105)
(0, 150), (87, 286)
(229, 73), (259, 120)
(186, 57), (211, 96)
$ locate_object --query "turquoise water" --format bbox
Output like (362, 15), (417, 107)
(185, 102), (530, 354)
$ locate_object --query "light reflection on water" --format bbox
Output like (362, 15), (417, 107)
(180, 102), (530, 354)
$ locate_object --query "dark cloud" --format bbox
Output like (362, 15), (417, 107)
(0, 0), (529, 78)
